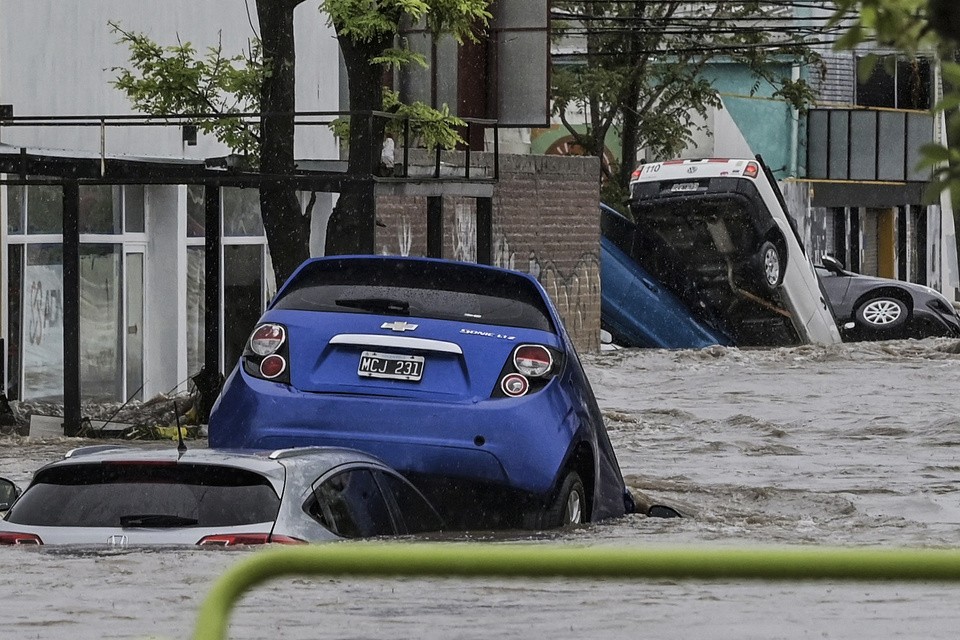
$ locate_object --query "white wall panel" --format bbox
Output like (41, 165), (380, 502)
(0, 1), (340, 160)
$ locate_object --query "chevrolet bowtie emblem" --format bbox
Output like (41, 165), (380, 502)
(381, 321), (419, 332)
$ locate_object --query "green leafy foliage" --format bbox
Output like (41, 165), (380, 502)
(330, 89), (465, 151)
(321, 0), (490, 43)
(110, 0), (488, 161)
(109, 22), (264, 162)
(830, 0), (960, 199)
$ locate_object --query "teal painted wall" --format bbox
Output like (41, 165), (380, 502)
(703, 62), (799, 180)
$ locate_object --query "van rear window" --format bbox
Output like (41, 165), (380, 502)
(272, 259), (555, 333)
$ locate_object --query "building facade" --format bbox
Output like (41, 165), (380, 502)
(540, 2), (959, 304)
(0, 1), (589, 411)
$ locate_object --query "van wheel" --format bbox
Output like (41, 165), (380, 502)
(757, 240), (783, 293)
(543, 471), (585, 528)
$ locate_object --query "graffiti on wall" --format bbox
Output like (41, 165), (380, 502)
(493, 235), (600, 350)
(23, 265), (65, 399)
(27, 279), (63, 346)
(452, 204), (476, 263)
(383, 216), (413, 257)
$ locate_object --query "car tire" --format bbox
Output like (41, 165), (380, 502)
(756, 240), (784, 293)
(855, 296), (908, 333)
(543, 471), (586, 528)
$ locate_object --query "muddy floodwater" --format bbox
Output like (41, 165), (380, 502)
(2, 338), (960, 639)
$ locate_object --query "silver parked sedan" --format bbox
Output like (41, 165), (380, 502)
(0, 445), (443, 546)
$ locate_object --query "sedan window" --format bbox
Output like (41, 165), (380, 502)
(4, 463), (280, 528)
(309, 469), (395, 538)
(374, 471), (444, 534)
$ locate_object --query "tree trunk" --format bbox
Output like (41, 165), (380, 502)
(619, 83), (640, 189)
(324, 30), (392, 256)
(256, 0), (310, 285)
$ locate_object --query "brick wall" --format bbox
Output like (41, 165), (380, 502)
(375, 153), (602, 352)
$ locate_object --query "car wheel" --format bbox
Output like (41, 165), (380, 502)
(543, 471), (586, 528)
(756, 240), (783, 293)
(855, 296), (908, 332)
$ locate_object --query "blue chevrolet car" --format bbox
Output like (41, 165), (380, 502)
(208, 256), (633, 530)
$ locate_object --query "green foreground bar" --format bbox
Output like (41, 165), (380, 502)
(193, 544), (960, 640)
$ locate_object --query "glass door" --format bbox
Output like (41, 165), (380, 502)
(125, 251), (144, 401)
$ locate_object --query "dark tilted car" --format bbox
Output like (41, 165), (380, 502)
(817, 255), (960, 340)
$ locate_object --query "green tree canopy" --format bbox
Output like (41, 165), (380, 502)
(110, 0), (491, 282)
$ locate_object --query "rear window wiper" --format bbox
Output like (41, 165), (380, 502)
(119, 514), (199, 528)
(335, 297), (410, 315)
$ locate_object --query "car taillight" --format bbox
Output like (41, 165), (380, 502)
(744, 162), (759, 178)
(259, 354), (287, 379)
(243, 322), (291, 384)
(196, 533), (306, 546)
(513, 344), (553, 377)
(493, 344), (562, 399)
(0, 532), (43, 545)
(250, 323), (286, 356)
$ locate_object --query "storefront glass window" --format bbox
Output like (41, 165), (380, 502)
(126, 252), (144, 401)
(223, 245), (264, 374)
(124, 185), (145, 233)
(22, 244), (64, 401)
(6, 185), (25, 235)
(79, 185), (122, 234)
(26, 185), (63, 235)
(187, 185), (205, 238)
(79, 244), (122, 401)
(223, 188), (264, 237)
(186, 246), (206, 379)
(6, 245), (23, 399)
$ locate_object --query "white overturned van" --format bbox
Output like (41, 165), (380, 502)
(627, 157), (841, 347)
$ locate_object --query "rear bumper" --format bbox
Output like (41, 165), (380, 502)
(208, 367), (583, 499)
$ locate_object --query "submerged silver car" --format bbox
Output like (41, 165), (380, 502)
(0, 445), (443, 546)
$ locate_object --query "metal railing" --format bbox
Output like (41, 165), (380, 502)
(0, 109), (499, 182)
(192, 543), (960, 640)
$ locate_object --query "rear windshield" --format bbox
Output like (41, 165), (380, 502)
(5, 463), (280, 528)
(272, 259), (555, 333)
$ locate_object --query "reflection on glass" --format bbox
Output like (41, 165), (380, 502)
(265, 244), (277, 303)
(26, 185), (63, 235)
(124, 186), (145, 233)
(126, 253), (144, 401)
(224, 245), (263, 374)
(223, 187), (264, 237)
(187, 185), (205, 238)
(7, 245), (23, 399)
(80, 244), (122, 401)
(186, 247), (206, 378)
(79, 185), (121, 234)
(6, 185), (25, 235)
(22, 244), (64, 401)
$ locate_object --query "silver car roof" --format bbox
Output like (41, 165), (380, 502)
(57, 444), (387, 470)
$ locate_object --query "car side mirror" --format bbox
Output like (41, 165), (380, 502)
(821, 254), (846, 274)
(0, 477), (21, 511)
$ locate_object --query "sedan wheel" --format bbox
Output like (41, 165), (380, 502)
(855, 296), (908, 332)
